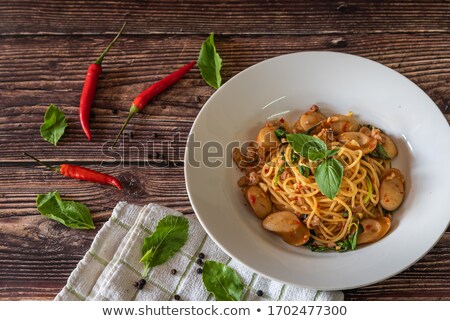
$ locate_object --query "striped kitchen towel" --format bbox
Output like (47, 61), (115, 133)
(55, 202), (344, 301)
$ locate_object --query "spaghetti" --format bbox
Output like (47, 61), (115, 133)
(233, 105), (405, 251)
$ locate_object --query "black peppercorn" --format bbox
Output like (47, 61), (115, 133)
(196, 268), (203, 274)
(198, 253), (205, 259)
(256, 290), (264, 297)
(174, 294), (181, 301)
(171, 269), (177, 275)
(133, 278), (146, 290)
(196, 258), (203, 266)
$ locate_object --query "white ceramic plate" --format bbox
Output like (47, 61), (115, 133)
(184, 52), (450, 290)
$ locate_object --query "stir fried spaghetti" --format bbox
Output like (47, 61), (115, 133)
(233, 105), (405, 251)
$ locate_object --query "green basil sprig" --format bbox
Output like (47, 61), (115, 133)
(40, 104), (68, 146)
(305, 222), (361, 252)
(36, 191), (94, 229)
(202, 260), (244, 301)
(286, 134), (343, 199)
(298, 165), (311, 178)
(274, 126), (287, 140)
(140, 215), (189, 277)
(198, 33), (222, 89)
(369, 143), (390, 160)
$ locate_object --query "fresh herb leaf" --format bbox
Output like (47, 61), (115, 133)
(364, 176), (373, 204)
(307, 244), (333, 252)
(140, 215), (189, 277)
(343, 211), (349, 218)
(326, 148), (340, 158)
(369, 143), (390, 160)
(197, 33), (222, 89)
(314, 158), (343, 200)
(202, 260), (244, 301)
(274, 163), (285, 185)
(40, 104), (68, 146)
(298, 165), (311, 178)
(274, 127), (287, 140)
(347, 222), (361, 251)
(336, 240), (351, 252)
(286, 133), (327, 161)
(291, 152), (300, 164)
(36, 191), (94, 229)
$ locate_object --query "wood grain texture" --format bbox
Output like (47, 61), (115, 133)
(0, 0), (449, 301)
(0, 34), (449, 162)
(0, 0), (449, 35)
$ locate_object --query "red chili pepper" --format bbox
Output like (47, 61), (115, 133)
(112, 60), (196, 147)
(24, 153), (122, 190)
(80, 22), (126, 141)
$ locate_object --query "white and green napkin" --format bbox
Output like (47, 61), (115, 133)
(55, 202), (344, 301)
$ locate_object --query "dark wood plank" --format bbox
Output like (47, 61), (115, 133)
(344, 233), (450, 300)
(0, 163), (449, 300)
(0, 165), (191, 301)
(0, 34), (449, 163)
(1, 0), (449, 302)
(0, 166), (192, 218)
(0, 0), (449, 36)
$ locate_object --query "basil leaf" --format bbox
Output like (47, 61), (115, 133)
(306, 244), (333, 252)
(298, 165), (311, 178)
(286, 134), (327, 161)
(36, 191), (94, 229)
(197, 33), (222, 89)
(336, 240), (351, 252)
(274, 163), (285, 185)
(369, 143), (390, 160)
(347, 225), (359, 251)
(40, 104), (68, 146)
(314, 158), (343, 200)
(274, 127), (286, 140)
(140, 215), (189, 275)
(291, 152), (300, 164)
(202, 260), (244, 301)
(326, 148), (340, 158)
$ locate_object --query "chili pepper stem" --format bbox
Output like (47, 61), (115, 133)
(111, 105), (140, 148)
(23, 152), (59, 172)
(95, 22), (127, 66)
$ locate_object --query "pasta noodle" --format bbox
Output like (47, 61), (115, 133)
(234, 105), (405, 251)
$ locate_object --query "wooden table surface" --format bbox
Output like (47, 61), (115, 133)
(0, 0), (449, 301)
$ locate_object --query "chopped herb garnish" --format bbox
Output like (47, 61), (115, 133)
(274, 163), (285, 185)
(369, 143), (390, 160)
(298, 165), (311, 178)
(274, 126), (287, 140)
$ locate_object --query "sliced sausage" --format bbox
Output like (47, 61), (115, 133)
(246, 185), (272, 219)
(262, 211), (300, 233)
(357, 217), (391, 245)
(279, 221), (311, 246)
(338, 132), (377, 154)
(380, 133), (398, 159)
(379, 168), (405, 211)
